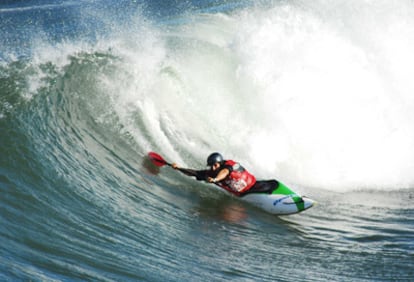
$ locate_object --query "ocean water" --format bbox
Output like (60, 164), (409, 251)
(1, 0), (414, 281)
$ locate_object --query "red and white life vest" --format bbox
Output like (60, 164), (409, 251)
(215, 160), (256, 195)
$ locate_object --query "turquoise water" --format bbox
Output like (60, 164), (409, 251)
(1, 0), (413, 281)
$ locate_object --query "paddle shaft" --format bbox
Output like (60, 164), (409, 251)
(148, 152), (198, 177)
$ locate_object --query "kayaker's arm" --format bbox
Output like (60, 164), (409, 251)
(207, 168), (229, 183)
(172, 163), (230, 183)
(172, 163), (204, 179)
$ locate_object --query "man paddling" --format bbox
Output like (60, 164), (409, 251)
(172, 152), (279, 197)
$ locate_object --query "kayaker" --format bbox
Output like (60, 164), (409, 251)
(172, 152), (279, 197)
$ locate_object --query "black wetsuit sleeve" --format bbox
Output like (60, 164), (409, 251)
(177, 168), (209, 181)
(194, 170), (209, 181)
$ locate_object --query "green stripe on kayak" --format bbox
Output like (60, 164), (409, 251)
(273, 182), (305, 211)
(272, 182), (294, 195)
(292, 195), (305, 211)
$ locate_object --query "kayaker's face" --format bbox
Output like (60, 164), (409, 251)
(210, 162), (220, 171)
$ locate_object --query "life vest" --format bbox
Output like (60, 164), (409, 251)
(215, 160), (256, 195)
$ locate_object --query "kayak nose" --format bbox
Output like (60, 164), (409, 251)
(302, 196), (316, 210)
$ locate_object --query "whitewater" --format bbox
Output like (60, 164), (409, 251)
(1, 0), (413, 281)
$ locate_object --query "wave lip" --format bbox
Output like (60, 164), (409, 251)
(0, 2), (79, 13)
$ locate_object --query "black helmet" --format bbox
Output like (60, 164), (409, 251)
(207, 152), (224, 166)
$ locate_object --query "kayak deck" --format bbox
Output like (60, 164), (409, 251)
(241, 182), (315, 215)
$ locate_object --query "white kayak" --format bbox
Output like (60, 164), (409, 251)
(240, 182), (315, 215)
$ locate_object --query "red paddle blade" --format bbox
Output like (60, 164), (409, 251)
(148, 152), (168, 167)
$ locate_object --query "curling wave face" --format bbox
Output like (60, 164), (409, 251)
(3, 0), (414, 191)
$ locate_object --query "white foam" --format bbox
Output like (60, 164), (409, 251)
(24, 0), (414, 191)
(109, 1), (414, 190)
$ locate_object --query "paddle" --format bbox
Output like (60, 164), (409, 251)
(148, 151), (172, 167)
(147, 151), (198, 177)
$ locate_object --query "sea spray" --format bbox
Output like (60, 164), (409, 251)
(5, 0), (414, 191)
(111, 1), (414, 190)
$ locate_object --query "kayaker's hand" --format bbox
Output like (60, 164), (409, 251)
(207, 177), (216, 183)
(171, 163), (179, 170)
